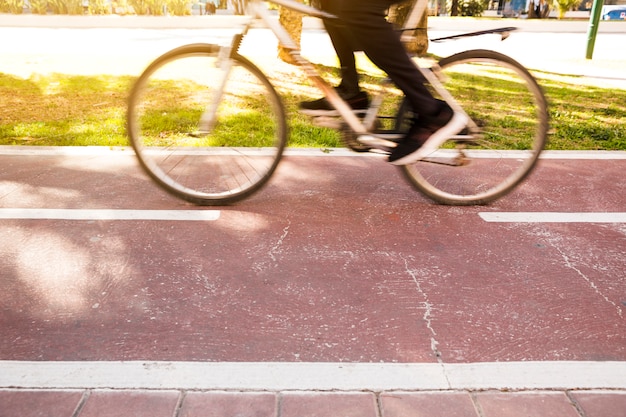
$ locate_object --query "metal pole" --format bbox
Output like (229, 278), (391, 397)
(586, 0), (604, 59)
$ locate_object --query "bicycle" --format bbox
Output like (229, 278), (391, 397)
(126, 0), (548, 206)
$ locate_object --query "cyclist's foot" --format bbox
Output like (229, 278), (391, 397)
(299, 88), (369, 116)
(388, 104), (468, 165)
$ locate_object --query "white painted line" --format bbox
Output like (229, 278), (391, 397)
(0, 208), (220, 221)
(480, 212), (626, 223)
(444, 361), (626, 390)
(538, 150), (626, 160)
(1, 146), (625, 159)
(0, 146), (369, 158)
(0, 146), (134, 156)
(0, 361), (624, 391)
(283, 148), (377, 157)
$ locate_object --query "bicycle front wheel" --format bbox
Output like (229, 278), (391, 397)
(127, 43), (287, 205)
(402, 50), (548, 205)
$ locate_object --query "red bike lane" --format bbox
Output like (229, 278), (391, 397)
(1, 148), (625, 417)
(0, 147), (624, 366)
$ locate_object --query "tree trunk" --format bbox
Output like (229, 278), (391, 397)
(388, 0), (429, 57)
(450, 0), (459, 16)
(278, 0), (304, 64)
(228, 0), (246, 15)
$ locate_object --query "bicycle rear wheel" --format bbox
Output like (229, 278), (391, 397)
(401, 50), (548, 205)
(127, 43), (287, 205)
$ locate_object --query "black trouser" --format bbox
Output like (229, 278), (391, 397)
(318, 0), (360, 95)
(337, 0), (440, 116)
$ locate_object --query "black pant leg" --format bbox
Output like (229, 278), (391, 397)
(339, 0), (440, 116)
(319, 0), (360, 94)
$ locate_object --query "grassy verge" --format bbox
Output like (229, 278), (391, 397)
(0, 67), (624, 150)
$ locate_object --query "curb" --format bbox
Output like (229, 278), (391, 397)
(2, 361), (626, 391)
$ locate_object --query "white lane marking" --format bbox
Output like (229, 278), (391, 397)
(480, 212), (626, 223)
(0, 361), (624, 391)
(1, 146), (626, 159)
(0, 208), (220, 221)
(0, 146), (134, 156)
(538, 150), (626, 160)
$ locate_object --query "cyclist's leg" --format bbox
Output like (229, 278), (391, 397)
(339, 0), (468, 164)
(320, 0), (359, 95)
(300, 0), (368, 114)
(338, 0), (439, 116)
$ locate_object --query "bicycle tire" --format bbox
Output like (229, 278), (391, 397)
(127, 43), (287, 205)
(400, 49), (548, 205)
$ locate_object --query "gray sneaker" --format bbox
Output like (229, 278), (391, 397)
(388, 104), (468, 165)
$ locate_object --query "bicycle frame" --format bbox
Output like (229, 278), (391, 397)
(127, 0), (546, 206)
(220, 0), (473, 148)
(246, 0), (370, 137)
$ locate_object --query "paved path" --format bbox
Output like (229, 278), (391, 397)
(2, 387), (626, 417)
(1, 148), (625, 415)
(0, 15), (624, 89)
(1, 14), (625, 417)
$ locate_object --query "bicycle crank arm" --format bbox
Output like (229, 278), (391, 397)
(357, 134), (400, 152)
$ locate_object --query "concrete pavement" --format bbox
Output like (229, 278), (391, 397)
(1, 387), (626, 417)
(0, 14), (624, 89)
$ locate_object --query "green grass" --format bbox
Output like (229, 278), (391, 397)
(0, 68), (624, 150)
(0, 73), (130, 146)
(541, 77), (626, 149)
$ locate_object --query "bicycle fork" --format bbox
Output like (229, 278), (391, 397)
(196, 42), (237, 135)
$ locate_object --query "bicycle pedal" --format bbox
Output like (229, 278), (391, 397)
(357, 135), (397, 151)
(312, 116), (342, 130)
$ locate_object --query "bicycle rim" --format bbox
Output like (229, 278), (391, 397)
(402, 50), (548, 205)
(127, 44), (287, 205)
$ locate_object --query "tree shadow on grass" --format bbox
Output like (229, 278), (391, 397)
(0, 72), (133, 146)
(2, 66), (625, 150)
